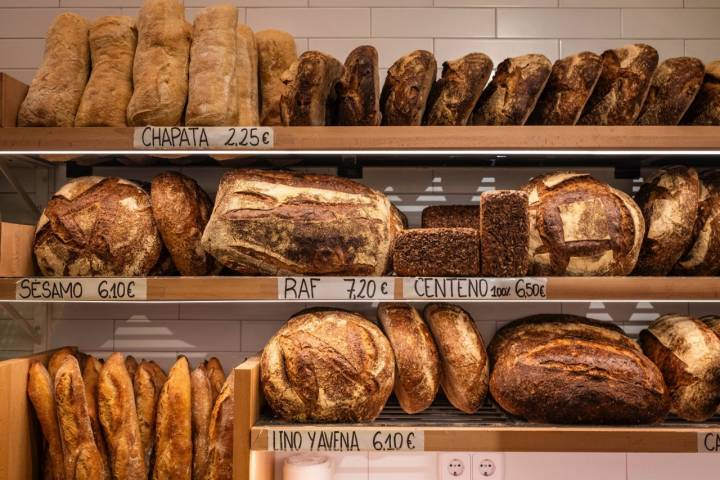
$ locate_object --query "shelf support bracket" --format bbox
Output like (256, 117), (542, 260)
(337, 155), (362, 179)
(0, 157), (41, 217)
(0, 302), (41, 345)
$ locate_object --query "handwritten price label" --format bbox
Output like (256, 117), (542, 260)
(15, 278), (147, 301)
(698, 432), (720, 452)
(403, 277), (547, 300)
(278, 277), (395, 300)
(270, 429), (423, 452)
(133, 126), (274, 150)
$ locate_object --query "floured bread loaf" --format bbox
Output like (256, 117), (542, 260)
(521, 172), (644, 276)
(682, 61), (720, 125)
(636, 57), (705, 125)
(381, 50), (437, 125)
(236, 25), (259, 125)
(336, 45), (381, 126)
(256, 29), (297, 126)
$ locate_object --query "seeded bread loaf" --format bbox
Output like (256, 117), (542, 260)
(480, 190), (529, 277)
(381, 50), (437, 125)
(336, 45), (382, 126)
(256, 29), (297, 126)
(636, 57), (704, 125)
(682, 61), (720, 125)
(421, 205), (478, 229)
(392, 228), (480, 277)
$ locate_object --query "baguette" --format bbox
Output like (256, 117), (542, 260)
(125, 355), (139, 380)
(205, 372), (234, 480)
(205, 357), (226, 402)
(48, 347), (78, 381)
(191, 365), (213, 480)
(81, 356), (110, 479)
(27, 363), (65, 480)
(134, 361), (167, 476)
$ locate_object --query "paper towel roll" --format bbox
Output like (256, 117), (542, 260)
(282, 454), (333, 480)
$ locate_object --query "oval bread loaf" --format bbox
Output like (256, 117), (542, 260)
(682, 60), (720, 125)
(381, 50), (437, 126)
(636, 57), (704, 126)
(336, 45), (382, 126)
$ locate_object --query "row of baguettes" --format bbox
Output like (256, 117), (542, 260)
(15, 0), (720, 128)
(27, 348), (233, 480)
(260, 305), (720, 424)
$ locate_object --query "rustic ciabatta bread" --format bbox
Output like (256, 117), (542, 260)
(636, 57), (704, 125)
(336, 45), (381, 126)
(126, 0), (191, 126)
(27, 363), (65, 480)
(682, 61), (720, 125)
(578, 44), (659, 125)
(634, 166), (700, 275)
(392, 228), (480, 276)
(151, 171), (219, 276)
(82, 356), (110, 479)
(261, 309), (395, 422)
(424, 304), (488, 414)
(521, 172), (644, 276)
(153, 356), (192, 479)
(256, 29), (297, 126)
(480, 190), (529, 277)
(205, 372), (234, 480)
(424, 53), (493, 126)
(201, 169), (399, 275)
(133, 360), (166, 476)
(205, 357), (226, 402)
(236, 25), (259, 125)
(75, 16), (137, 127)
(472, 54), (552, 126)
(378, 304), (440, 414)
(280, 51), (344, 126)
(421, 205), (478, 229)
(18, 13), (89, 127)
(490, 315), (670, 424)
(191, 365), (213, 480)
(527, 51), (603, 125)
(185, 5), (239, 126)
(640, 314), (720, 422)
(34, 177), (162, 277)
(98, 353), (146, 480)
(381, 50), (437, 125)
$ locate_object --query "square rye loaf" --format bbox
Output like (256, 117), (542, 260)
(392, 228), (480, 276)
(421, 205), (479, 229)
(480, 190), (529, 277)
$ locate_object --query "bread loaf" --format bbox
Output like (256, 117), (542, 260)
(392, 228), (480, 276)
(424, 53), (493, 126)
(490, 315), (670, 424)
(640, 314), (720, 421)
(421, 205), (478, 229)
(125, 355), (138, 380)
(185, 5), (239, 126)
(75, 16), (137, 127)
(336, 45), (381, 126)
(472, 54), (551, 126)
(153, 356), (192, 480)
(256, 30), (297, 126)
(381, 50), (437, 125)
(261, 308), (395, 422)
(205, 357), (226, 402)
(636, 57), (704, 125)
(48, 347), (79, 380)
(17, 13), (90, 127)
(704, 315), (720, 338)
(527, 51), (603, 125)
(578, 44), (659, 125)
(34, 177), (162, 277)
(201, 169), (399, 276)
(236, 25), (259, 125)
(480, 190), (529, 277)
(280, 51), (344, 126)
(133, 361), (166, 476)
(205, 372), (234, 480)
(521, 172), (644, 276)
(424, 304), (488, 414)
(682, 61), (720, 125)
(126, 0), (191, 126)
(191, 365), (212, 480)
(634, 166), (700, 275)
(82, 356), (110, 479)
(27, 363), (65, 480)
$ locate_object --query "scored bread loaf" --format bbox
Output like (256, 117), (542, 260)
(27, 363), (65, 480)
(256, 29), (297, 126)
(378, 304), (441, 414)
(421, 205), (478, 229)
(424, 53), (493, 126)
(381, 50), (437, 125)
(261, 308), (395, 422)
(75, 16), (137, 127)
(205, 357), (226, 402)
(336, 45), (381, 126)
(527, 51), (603, 125)
(578, 43), (659, 125)
(682, 61), (720, 125)
(636, 57), (704, 125)
(82, 356), (110, 479)
(392, 228), (480, 276)
(633, 166), (700, 275)
(134, 361), (166, 476)
(205, 372), (234, 480)
(424, 304), (489, 414)
(191, 365), (213, 480)
(17, 13), (90, 127)
(236, 25), (259, 125)
(126, 0), (191, 126)
(472, 54), (552, 126)
(480, 190), (529, 277)
(48, 347), (78, 381)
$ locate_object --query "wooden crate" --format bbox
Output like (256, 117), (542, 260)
(0, 222), (34, 277)
(0, 73), (28, 128)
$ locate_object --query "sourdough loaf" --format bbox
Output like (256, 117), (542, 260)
(256, 29), (297, 126)
(682, 61), (720, 125)
(480, 190), (529, 277)
(636, 57), (704, 125)
(421, 205), (478, 229)
(392, 228), (480, 276)
(236, 25), (259, 125)
(134, 361), (166, 476)
(27, 363), (65, 480)
(336, 45), (381, 126)
(381, 50), (437, 125)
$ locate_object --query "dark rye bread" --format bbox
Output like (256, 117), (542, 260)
(335, 45), (381, 126)
(489, 314), (670, 424)
(578, 43), (659, 125)
(381, 50), (437, 125)
(636, 57), (705, 125)
(682, 61), (720, 125)
(424, 52), (493, 126)
(480, 190), (529, 277)
(472, 54), (552, 126)
(527, 51), (603, 125)
(392, 228), (480, 276)
(421, 205), (478, 229)
(633, 166), (700, 276)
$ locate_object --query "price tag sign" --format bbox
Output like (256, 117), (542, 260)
(133, 126), (274, 150)
(278, 277), (395, 300)
(698, 432), (720, 452)
(15, 278), (147, 301)
(269, 429), (423, 452)
(403, 277), (547, 300)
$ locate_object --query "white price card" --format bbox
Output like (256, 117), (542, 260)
(278, 277), (395, 300)
(133, 126), (274, 150)
(16, 278), (147, 301)
(269, 429), (423, 452)
(403, 277), (547, 300)
(698, 432), (720, 452)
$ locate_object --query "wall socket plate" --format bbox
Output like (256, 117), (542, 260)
(472, 453), (505, 479)
(439, 453), (472, 480)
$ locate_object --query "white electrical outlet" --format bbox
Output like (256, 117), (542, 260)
(472, 453), (505, 479)
(439, 453), (472, 480)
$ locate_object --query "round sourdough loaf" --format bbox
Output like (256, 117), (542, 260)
(378, 303), (440, 414)
(423, 303), (488, 414)
(381, 50), (437, 126)
(261, 308), (395, 422)
(682, 60), (720, 125)
(34, 176), (161, 276)
(640, 314), (720, 422)
(634, 166), (700, 275)
(489, 315), (670, 424)
(520, 172), (644, 276)
(636, 57), (705, 126)
(703, 315), (720, 337)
